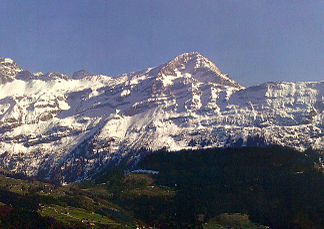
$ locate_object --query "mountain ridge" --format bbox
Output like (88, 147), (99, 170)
(0, 52), (323, 182)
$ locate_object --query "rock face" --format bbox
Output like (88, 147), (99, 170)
(0, 52), (323, 182)
(0, 58), (22, 84)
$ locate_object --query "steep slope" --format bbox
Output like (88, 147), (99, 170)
(0, 52), (323, 182)
(0, 58), (22, 84)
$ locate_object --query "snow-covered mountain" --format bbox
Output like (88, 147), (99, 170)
(0, 52), (323, 182)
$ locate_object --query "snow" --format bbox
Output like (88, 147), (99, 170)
(130, 169), (159, 174)
(121, 89), (131, 97)
(1, 58), (14, 64)
(0, 53), (323, 182)
(33, 72), (43, 77)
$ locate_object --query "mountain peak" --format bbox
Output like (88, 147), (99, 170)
(171, 51), (222, 74)
(0, 57), (22, 84)
(0, 57), (15, 64)
(72, 70), (90, 79)
(176, 51), (203, 57)
(157, 52), (243, 88)
(0, 57), (20, 69)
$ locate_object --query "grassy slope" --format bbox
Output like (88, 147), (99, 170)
(0, 166), (175, 228)
(0, 172), (137, 228)
(203, 213), (269, 229)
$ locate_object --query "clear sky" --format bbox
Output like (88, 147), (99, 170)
(0, 0), (323, 86)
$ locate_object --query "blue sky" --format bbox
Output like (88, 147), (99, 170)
(0, 0), (323, 86)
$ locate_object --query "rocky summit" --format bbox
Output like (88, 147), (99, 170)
(0, 52), (323, 182)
